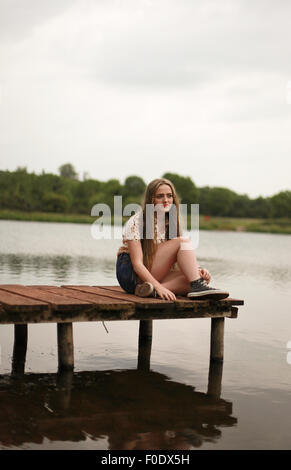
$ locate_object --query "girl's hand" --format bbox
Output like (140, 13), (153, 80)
(155, 285), (176, 301)
(199, 268), (211, 284)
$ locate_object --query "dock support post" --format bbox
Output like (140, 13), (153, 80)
(57, 323), (74, 371)
(210, 317), (224, 362)
(138, 320), (152, 371)
(12, 324), (28, 376)
(207, 360), (223, 399)
(56, 370), (73, 410)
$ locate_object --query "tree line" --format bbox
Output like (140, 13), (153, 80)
(0, 165), (290, 219)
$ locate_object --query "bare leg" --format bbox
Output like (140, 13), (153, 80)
(177, 238), (200, 282)
(160, 270), (190, 295)
(150, 237), (200, 283)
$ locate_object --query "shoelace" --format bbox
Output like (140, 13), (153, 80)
(198, 278), (209, 287)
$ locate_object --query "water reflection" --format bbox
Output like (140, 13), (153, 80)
(1, 221), (290, 449)
(199, 257), (291, 287)
(1, 250), (291, 288)
(0, 253), (116, 284)
(0, 369), (236, 450)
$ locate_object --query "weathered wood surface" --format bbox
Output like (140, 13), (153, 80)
(210, 318), (225, 362)
(0, 285), (244, 373)
(138, 320), (153, 371)
(0, 284), (244, 325)
(0, 284), (92, 310)
(11, 324), (28, 376)
(98, 285), (244, 307)
(57, 323), (74, 371)
(69, 286), (174, 310)
(0, 288), (48, 312)
(0, 285), (135, 324)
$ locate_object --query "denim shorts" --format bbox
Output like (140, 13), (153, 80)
(116, 252), (138, 294)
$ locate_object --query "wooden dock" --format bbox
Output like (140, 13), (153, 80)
(0, 284), (244, 374)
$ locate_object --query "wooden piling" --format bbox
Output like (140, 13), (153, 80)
(56, 370), (73, 410)
(210, 317), (224, 362)
(57, 323), (74, 371)
(207, 360), (223, 399)
(137, 320), (153, 371)
(12, 324), (28, 376)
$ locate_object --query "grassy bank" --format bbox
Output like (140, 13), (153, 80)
(198, 216), (291, 234)
(0, 209), (291, 234)
(0, 209), (94, 224)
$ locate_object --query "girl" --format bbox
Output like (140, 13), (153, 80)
(116, 178), (229, 301)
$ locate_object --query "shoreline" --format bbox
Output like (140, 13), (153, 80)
(0, 209), (291, 235)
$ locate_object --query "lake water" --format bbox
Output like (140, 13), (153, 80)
(0, 219), (291, 450)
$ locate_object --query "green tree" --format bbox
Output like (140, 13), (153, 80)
(198, 187), (236, 216)
(58, 163), (78, 180)
(72, 179), (102, 214)
(1, 168), (290, 220)
(123, 176), (146, 197)
(42, 193), (69, 213)
(16, 166), (28, 173)
(122, 175), (146, 207)
(101, 179), (123, 210)
(162, 172), (198, 205)
(231, 194), (251, 218)
(270, 191), (291, 218)
(248, 196), (271, 218)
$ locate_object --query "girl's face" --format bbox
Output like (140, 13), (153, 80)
(154, 184), (174, 212)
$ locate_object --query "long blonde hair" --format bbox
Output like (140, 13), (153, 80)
(141, 178), (181, 270)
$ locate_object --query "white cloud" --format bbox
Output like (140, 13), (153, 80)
(0, 0), (74, 42)
(0, 0), (290, 198)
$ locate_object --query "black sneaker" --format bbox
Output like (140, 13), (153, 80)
(187, 278), (229, 300)
(135, 282), (157, 298)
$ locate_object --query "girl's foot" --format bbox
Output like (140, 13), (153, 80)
(135, 282), (156, 298)
(187, 278), (229, 300)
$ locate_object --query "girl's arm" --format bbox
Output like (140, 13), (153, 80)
(128, 240), (176, 300)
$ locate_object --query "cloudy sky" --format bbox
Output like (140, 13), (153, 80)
(0, 0), (290, 198)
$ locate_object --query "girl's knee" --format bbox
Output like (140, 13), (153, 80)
(168, 236), (193, 251)
(179, 236), (191, 243)
(179, 236), (193, 251)
(171, 235), (190, 244)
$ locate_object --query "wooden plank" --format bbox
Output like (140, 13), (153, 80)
(0, 288), (238, 325)
(0, 285), (93, 312)
(130, 307), (234, 320)
(0, 288), (49, 312)
(34, 286), (135, 314)
(0, 284), (242, 324)
(230, 307), (238, 319)
(175, 296), (244, 308)
(99, 285), (244, 306)
(0, 285), (136, 323)
(0, 303), (235, 324)
(64, 285), (174, 310)
(94, 286), (236, 319)
(96, 285), (175, 308)
(0, 308), (137, 325)
(175, 296), (218, 311)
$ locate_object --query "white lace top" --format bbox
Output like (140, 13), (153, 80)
(117, 210), (168, 257)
